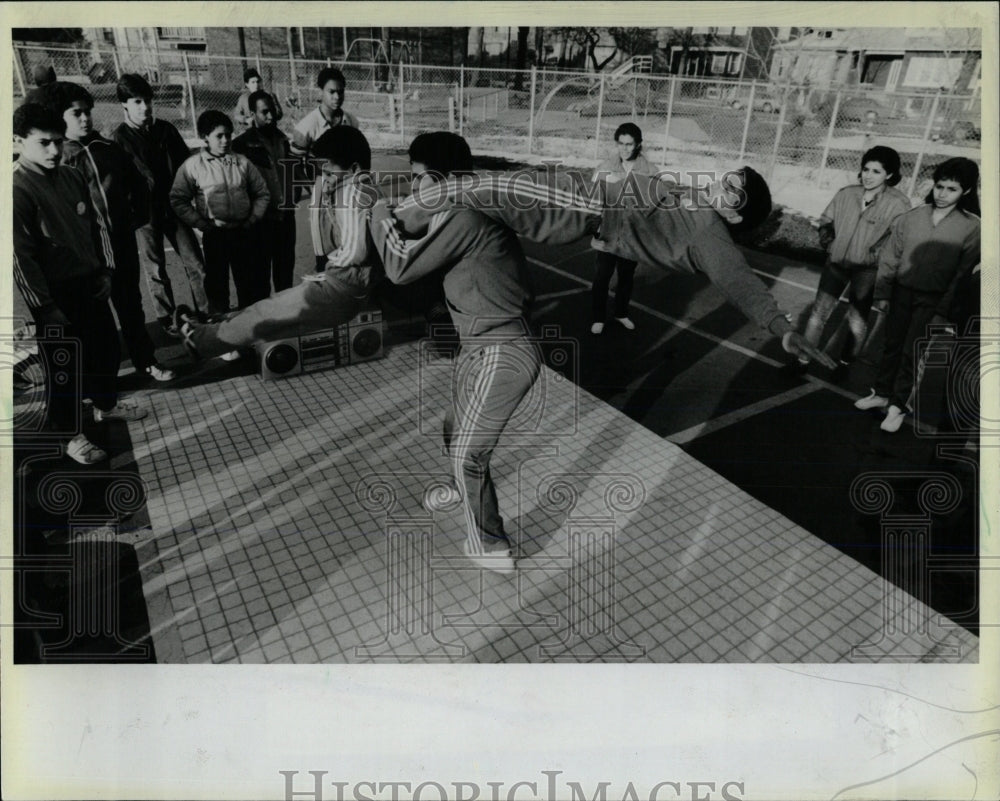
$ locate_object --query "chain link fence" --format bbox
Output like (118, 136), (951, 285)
(14, 41), (981, 215)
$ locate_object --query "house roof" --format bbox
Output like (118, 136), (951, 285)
(775, 27), (981, 55)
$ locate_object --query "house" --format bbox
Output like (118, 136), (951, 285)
(769, 27), (981, 94)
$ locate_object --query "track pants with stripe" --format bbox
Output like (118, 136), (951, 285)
(444, 335), (541, 553)
(184, 275), (367, 359)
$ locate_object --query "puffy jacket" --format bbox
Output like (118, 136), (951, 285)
(819, 184), (911, 268)
(169, 150), (270, 229)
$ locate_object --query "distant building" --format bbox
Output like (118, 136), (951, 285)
(770, 27), (981, 93)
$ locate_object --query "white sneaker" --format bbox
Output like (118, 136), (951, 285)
(854, 390), (889, 410)
(422, 481), (463, 513)
(143, 363), (175, 382)
(590, 322), (605, 335)
(94, 399), (147, 422)
(463, 540), (516, 575)
(614, 316), (636, 330)
(65, 434), (107, 465)
(220, 350), (241, 362)
(880, 404), (906, 433)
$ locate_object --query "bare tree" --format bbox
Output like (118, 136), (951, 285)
(608, 27), (655, 58)
(571, 27), (618, 71)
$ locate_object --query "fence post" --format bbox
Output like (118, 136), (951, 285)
(817, 88), (843, 189)
(631, 75), (637, 120)
(398, 59), (405, 145)
(661, 75), (677, 168)
(908, 90), (943, 197)
(181, 52), (198, 134)
(12, 45), (26, 97)
(111, 48), (122, 82)
(388, 94), (396, 133)
(255, 54), (262, 75)
(287, 36), (298, 105)
(448, 96), (455, 132)
(459, 64), (465, 136)
(738, 80), (756, 162)
(593, 72), (606, 161)
(767, 87), (790, 183)
(527, 65), (536, 154)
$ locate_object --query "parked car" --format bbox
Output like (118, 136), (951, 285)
(729, 89), (783, 114)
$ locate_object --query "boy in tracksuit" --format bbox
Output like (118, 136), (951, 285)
(40, 81), (174, 382)
(113, 73), (211, 329)
(369, 133), (536, 575)
(400, 166), (835, 367)
(170, 110), (271, 316)
(233, 90), (296, 293)
(172, 127), (379, 361)
(13, 103), (146, 465)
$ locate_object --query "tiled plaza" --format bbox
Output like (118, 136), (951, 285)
(120, 339), (977, 663)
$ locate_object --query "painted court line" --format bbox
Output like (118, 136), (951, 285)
(527, 255), (860, 403)
(667, 383), (823, 444)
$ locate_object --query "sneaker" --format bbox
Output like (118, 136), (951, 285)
(94, 399), (148, 422)
(590, 322), (605, 335)
(173, 305), (202, 360)
(854, 390), (889, 410)
(463, 540), (516, 575)
(614, 316), (636, 331)
(422, 481), (463, 513)
(65, 434), (107, 465)
(219, 350), (241, 362)
(880, 404), (906, 433)
(142, 363), (175, 382)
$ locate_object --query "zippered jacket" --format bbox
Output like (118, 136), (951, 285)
(169, 151), (271, 229)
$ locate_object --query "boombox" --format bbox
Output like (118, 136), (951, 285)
(255, 309), (384, 381)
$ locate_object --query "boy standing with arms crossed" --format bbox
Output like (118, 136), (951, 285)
(113, 73), (212, 330)
(233, 91), (297, 294)
(13, 103), (147, 465)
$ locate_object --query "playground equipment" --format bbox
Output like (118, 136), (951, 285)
(536, 55), (655, 124)
(341, 37), (418, 92)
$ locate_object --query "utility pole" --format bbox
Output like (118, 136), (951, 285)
(237, 27), (248, 72)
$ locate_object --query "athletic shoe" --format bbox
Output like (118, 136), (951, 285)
(142, 363), (175, 382)
(463, 540), (516, 575)
(94, 399), (147, 423)
(854, 390), (889, 410)
(422, 481), (463, 513)
(219, 350), (241, 362)
(173, 305), (202, 359)
(614, 316), (636, 330)
(65, 434), (107, 465)
(590, 322), (605, 335)
(880, 405), (906, 433)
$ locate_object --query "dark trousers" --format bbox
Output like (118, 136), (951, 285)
(202, 223), (269, 312)
(31, 277), (122, 436)
(592, 250), (637, 321)
(874, 284), (940, 409)
(135, 213), (209, 321)
(110, 231), (157, 370)
(261, 212), (297, 293)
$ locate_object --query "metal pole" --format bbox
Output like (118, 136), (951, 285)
(908, 90), (943, 197)
(399, 59), (405, 144)
(767, 87), (790, 183)
(181, 52), (198, 134)
(738, 80), (757, 162)
(13, 45), (27, 97)
(286, 28), (298, 104)
(527, 65), (536, 154)
(817, 88), (843, 188)
(459, 63), (465, 136)
(448, 96), (455, 132)
(593, 72), (606, 161)
(661, 75), (677, 168)
(255, 54), (262, 75)
(343, 28), (349, 58)
(631, 75), (637, 120)
(110, 48), (122, 82)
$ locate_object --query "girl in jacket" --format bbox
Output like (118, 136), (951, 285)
(590, 122), (655, 334)
(170, 110), (271, 318)
(855, 157), (980, 433)
(801, 146), (910, 365)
